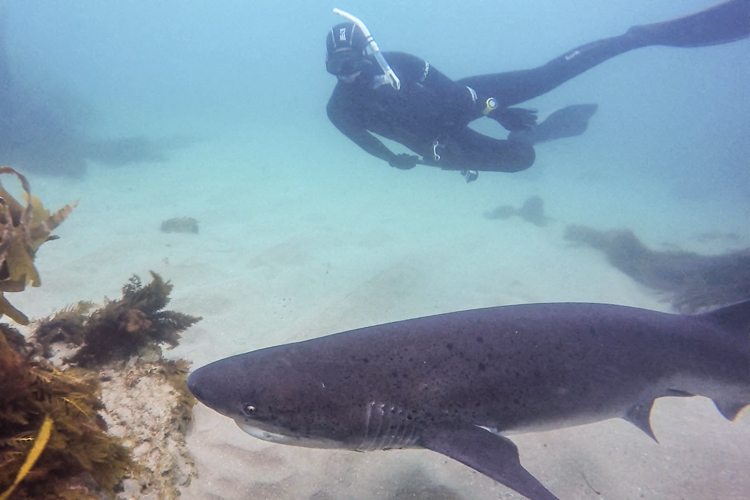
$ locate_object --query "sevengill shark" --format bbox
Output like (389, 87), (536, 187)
(188, 301), (750, 499)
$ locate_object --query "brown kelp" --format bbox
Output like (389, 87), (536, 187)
(30, 273), (201, 497)
(0, 172), (130, 498)
(34, 272), (201, 367)
(565, 224), (750, 312)
(0, 166), (76, 325)
(2, 272), (201, 498)
(0, 170), (198, 497)
(0, 326), (133, 499)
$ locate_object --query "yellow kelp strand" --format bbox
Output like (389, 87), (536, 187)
(0, 415), (54, 500)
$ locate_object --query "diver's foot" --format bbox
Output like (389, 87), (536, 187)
(509, 103), (598, 145)
(461, 170), (479, 183)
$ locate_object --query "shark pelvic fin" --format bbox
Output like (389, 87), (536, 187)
(713, 398), (748, 421)
(420, 424), (559, 500)
(623, 400), (658, 442)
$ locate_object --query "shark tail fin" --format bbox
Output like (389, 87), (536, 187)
(699, 299), (750, 336)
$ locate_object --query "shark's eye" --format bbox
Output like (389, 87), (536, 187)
(242, 403), (257, 416)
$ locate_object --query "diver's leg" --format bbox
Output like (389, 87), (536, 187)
(629, 0), (750, 48)
(458, 0), (750, 108)
(435, 129), (535, 173)
(458, 32), (641, 108)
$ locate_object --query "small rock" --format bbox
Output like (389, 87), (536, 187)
(160, 217), (199, 234)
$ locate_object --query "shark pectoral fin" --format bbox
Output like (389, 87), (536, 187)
(420, 425), (558, 500)
(623, 400), (658, 442)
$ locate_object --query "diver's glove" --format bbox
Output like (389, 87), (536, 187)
(489, 107), (538, 132)
(389, 153), (419, 170)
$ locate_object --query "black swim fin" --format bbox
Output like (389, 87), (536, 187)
(509, 103), (598, 145)
(489, 107), (538, 132)
(628, 0), (750, 48)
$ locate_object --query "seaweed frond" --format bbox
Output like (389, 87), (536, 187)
(0, 415), (53, 500)
(32, 302), (94, 359)
(0, 167), (197, 497)
(32, 272), (201, 367)
(0, 166), (76, 325)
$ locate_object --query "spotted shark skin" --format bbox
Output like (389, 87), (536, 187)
(188, 300), (750, 499)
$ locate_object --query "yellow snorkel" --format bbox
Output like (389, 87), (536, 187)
(332, 8), (401, 91)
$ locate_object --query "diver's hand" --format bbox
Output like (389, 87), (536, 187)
(389, 153), (419, 170)
(491, 107), (538, 132)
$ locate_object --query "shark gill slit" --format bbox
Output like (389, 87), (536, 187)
(360, 401), (417, 450)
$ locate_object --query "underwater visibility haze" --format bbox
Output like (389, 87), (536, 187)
(1, 1), (749, 499)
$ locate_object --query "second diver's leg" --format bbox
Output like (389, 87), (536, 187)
(458, 0), (750, 108)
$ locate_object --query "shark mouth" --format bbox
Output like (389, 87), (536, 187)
(234, 419), (342, 449)
(235, 420), (293, 444)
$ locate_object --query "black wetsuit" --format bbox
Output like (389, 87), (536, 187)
(327, 52), (536, 172)
(326, 0), (750, 173)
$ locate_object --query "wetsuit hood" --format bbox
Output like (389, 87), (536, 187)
(326, 22), (369, 78)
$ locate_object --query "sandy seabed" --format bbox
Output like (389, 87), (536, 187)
(10, 135), (750, 499)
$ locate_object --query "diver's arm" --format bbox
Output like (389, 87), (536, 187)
(326, 96), (402, 166)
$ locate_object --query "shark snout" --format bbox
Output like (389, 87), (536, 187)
(187, 369), (206, 403)
(187, 364), (231, 413)
(187, 358), (249, 417)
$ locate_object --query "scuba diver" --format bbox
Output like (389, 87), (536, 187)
(325, 1), (750, 183)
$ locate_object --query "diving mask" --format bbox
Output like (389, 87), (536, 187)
(326, 49), (368, 77)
